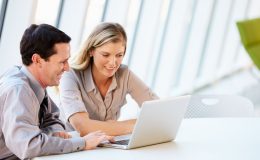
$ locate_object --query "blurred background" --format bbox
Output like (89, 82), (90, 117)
(1, 0), (260, 119)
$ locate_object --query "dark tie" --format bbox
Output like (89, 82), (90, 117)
(39, 93), (48, 128)
(38, 92), (65, 129)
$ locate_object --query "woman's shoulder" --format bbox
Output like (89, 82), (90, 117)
(117, 64), (131, 75)
(65, 67), (85, 76)
(116, 64), (139, 82)
(62, 68), (88, 83)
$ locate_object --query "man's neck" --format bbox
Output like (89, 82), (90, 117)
(26, 65), (46, 89)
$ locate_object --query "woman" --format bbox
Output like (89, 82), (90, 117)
(59, 22), (159, 136)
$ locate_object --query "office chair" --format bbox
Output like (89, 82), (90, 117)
(236, 18), (260, 69)
(184, 95), (254, 118)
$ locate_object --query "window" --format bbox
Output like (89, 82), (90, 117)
(0, 0), (7, 41)
(33, 0), (61, 26)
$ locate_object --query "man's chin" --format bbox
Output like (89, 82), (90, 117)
(55, 81), (60, 86)
(49, 81), (60, 87)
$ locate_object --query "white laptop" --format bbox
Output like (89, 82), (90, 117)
(99, 95), (190, 149)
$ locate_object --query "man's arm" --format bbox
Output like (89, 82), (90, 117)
(2, 85), (85, 159)
(69, 112), (136, 136)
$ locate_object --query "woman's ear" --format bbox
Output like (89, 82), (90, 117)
(89, 50), (93, 57)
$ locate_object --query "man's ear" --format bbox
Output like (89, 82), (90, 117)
(31, 53), (42, 66)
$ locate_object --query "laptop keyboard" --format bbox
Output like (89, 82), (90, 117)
(112, 139), (130, 145)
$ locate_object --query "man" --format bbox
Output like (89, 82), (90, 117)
(0, 24), (112, 160)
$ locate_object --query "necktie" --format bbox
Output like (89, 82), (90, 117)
(39, 93), (48, 128)
(38, 92), (66, 129)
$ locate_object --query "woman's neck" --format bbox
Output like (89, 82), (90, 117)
(91, 64), (112, 99)
(91, 65), (110, 85)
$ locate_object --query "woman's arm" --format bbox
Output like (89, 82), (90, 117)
(127, 69), (159, 106)
(69, 112), (136, 136)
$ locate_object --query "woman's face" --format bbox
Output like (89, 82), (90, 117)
(91, 41), (125, 78)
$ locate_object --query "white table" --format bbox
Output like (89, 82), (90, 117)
(33, 118), (260, 160)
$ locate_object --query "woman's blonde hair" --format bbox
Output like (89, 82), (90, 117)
(70, 22), (127, 70)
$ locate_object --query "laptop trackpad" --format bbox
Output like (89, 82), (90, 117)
(112, 139), (129, 145)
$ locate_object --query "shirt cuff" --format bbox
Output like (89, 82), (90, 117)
(42, 124), (65, 135)
(70, 137), (86, 152)
(49, 123), (65, 133)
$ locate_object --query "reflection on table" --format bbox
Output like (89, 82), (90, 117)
(33, 118), (260, 160)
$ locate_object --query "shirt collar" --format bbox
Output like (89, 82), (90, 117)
(21, 66), (45, 103)
(85, 65), (96, 93)
(108, 74), (117, 92)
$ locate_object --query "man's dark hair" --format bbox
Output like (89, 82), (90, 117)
(20, 24), (71, 66)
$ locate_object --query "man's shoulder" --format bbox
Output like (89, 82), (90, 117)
(0, 66), (30, 91)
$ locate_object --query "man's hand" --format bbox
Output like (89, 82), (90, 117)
(52, 131), (72, 139)
(83, 131), (114, 150)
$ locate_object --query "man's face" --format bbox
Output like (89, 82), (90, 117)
(38, 43), (70, 88)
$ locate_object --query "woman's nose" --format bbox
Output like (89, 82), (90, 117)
(108, 57), (116, 67)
